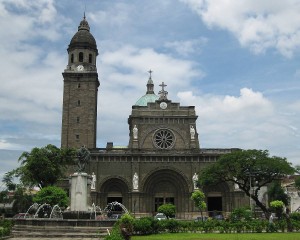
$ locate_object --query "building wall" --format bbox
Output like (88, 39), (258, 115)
(87, 151), (248, 219)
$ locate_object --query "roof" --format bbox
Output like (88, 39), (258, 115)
(68, 16), (98, 53)
(135, 93), (159, 106)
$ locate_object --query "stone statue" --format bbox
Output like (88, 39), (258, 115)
(91, 172), (96, 190)
(233, 177), (239, 190)
(133, 125), (138, 140)
(190, 126), (195, 140)
(193, 173), (199, 190)
(76, 146), (91, 172)
(133, 172), (139, 190)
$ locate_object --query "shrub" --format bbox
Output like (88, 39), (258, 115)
(105, 224), (123, 240)
(133, 217), (152, 235)
(157, 204), (176, 218)
(119, 213), (134, 238)
(0, 219), (13, 237)
(270, 200), (284, 220)
(164, 219), (180, 233)
(33, 186), (69, 207)
(290, 212), (300, 221)
(229, 207), (252, 222)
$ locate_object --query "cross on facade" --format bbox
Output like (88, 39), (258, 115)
(158, 82), (168, 100)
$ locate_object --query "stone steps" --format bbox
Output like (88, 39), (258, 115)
(12, 225), (111, 238)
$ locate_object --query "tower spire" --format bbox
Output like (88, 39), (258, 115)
(146, 69), (154, 94)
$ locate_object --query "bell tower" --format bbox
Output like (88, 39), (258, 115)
(61, 15), (99, 149)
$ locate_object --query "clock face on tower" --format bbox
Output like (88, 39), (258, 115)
(160, 102), (167, 109)
(76, 65), (84, 71)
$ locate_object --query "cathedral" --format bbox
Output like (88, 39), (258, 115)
(61, 16), (248, 219)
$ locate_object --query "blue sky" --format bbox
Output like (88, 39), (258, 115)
(0, 0), (300, 185)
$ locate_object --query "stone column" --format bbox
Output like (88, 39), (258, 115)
(70, 172), (91, 211)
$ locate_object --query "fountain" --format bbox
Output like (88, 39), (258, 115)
(50, 205), (63, 219)
(34, 203), (52, 218)
(12, 147), (120, 238)
(103, 201), (129, 219)
(25, 203), (40, 218)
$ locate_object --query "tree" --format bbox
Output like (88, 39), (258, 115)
(198, 149), (295, 219)
(191, 190), (207, 221)
(294, 176), (300, 190)
(270, 200), (284, 219)
(157, 204), (176, 218)
(2, 173), (16, 191)
(33, 186), (69, 208)
(6, 144), (76, 189)
(12, 187), (33, 215)
(268, 181), (289, 206)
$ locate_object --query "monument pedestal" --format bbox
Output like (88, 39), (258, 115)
(70, 172), (92, 211)
(132, 139), (138, 149)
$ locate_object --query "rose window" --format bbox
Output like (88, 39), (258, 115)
(153, 129), (175, 149)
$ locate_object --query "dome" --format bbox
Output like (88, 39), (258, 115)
(135, 93), (159, 106)
(68, 16), (98, 53)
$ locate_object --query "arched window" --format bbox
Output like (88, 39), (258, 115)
(79, 52), (84, 62)
(71, 54), (74, 63)
(76, 117), (80, 123)
(77, 83), (81, 88)
(89, 54), (92, 63)
(77, 100), (81, 106)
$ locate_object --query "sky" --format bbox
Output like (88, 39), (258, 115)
(0, 0), (300, 186)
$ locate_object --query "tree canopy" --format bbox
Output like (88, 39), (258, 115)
(33, 186), (69, 208)
(157, 203), (176, 218)
(191, 190), (207, 220)
(268, 180), (289, 206)
(198, 149), (295, 218)
(4, 144), (76, 189)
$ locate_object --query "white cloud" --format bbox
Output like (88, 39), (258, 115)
(96, 45), (204, 146)
(164, 38), (208, 56)
(181, 0), (300, 57)
(178, 88), (300, 163)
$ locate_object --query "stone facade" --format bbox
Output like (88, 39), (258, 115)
(61, 17), (249, 219)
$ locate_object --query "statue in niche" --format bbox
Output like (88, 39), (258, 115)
(76, 146), (91, 173)
(133, 172), (139, 190)
(190, 126), (195, 140)
(193, 173), (199, 190)
(133, 125), (138, 140)
(91, 172), (96, 190)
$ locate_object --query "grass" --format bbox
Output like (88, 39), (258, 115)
(132, 233), (300, 240)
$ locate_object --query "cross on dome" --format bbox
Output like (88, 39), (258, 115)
(148, 69), (153, 79)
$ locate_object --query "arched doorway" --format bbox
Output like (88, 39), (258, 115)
(203, 182), (230, 217)
(99, 178), (129, 210)
(142, 169), (190, 217)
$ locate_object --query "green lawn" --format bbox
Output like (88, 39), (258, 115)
(132, 233), (300, 240)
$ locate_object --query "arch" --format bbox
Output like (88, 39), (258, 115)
(141, 167), (191, 213)
(79, 52), (84, 62)
(203, 182), (231, 216)
(99, 176), (130, 210)
(141, 166), (191, 192)
(99, 176), (130, 192)
(89, 53), (92, 63)
(71, 53), (74, 63)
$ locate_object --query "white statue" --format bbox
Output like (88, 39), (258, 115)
(133, 125), (138, 140)
(190, 126), (195, 140)
(233, 177), (239, 190)
(91, 172), (96, 190)
(133, 172), (139, 190)
(193, 173), (199, 190)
